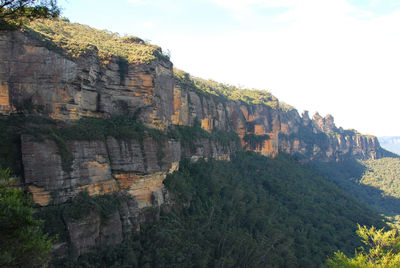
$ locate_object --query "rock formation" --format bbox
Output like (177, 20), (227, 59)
(0, 29), (391, 209)
(0, 23), (395, 257)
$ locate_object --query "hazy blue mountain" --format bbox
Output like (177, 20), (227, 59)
(378, 137), (400, 155)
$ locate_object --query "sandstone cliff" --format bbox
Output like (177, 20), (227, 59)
(0, 24), (391, 210)
(0, 21), (395, 257)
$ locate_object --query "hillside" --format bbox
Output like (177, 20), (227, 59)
(0, 18), (398, 267)
(310, 157), (400, 222)
(0, 18), (393, 208)
(43, 152), (385, 267)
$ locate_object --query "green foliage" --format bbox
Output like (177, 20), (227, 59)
(310, 157), (400, 221)
(211, 128), (241, 148)
(57, 115), (165, 142)
(359, 158), (400, 200)
(137, 152), (384, 267)
(168, 122), (240, 153)
(62, 191), (125, 222)
(0, 115), (24, 175)
(0, 0), (60, 30)
(37, 191), (134, 245)
(327, 225), (400, 267)
(23, 18), (168, 64)
(0, 168), (53, 267)
(52, 238), (143, 268)
(37, 153), (387, 267)
(243, 133), (270, 148)
(280, 125), (329, 156)
(174, 69), (294, 110)
(0, 114), (167, 173)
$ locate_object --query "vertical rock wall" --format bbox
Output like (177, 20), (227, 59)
(0, 29), (390, 209)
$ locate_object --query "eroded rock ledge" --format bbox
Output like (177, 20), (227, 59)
(0, 30), (392, 210)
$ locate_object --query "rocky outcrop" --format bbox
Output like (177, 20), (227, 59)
(20, 128), (237, 207)
(0, 31), (174, 129)
(61, 195), (139, 256)
(0, 25), (395, 260)
(171, 79), (389, 161)
(0, 28), (391, 209)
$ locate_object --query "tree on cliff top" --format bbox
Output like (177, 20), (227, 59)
(0, 168), (53, 267)
(0, 0), (60, 29)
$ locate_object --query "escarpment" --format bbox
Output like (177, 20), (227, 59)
(0, 24), (392, 211)
(171, 75), (389, 161)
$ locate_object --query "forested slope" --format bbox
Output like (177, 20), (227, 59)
(310, 157), (400, 222)
(49, 152), (385, 268)
(1, 18), (398, 267)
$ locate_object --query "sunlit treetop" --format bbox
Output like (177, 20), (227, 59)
(0, 0), (60, 29)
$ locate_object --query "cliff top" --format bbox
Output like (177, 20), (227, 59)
(23, 18), (169, 64)
(174, 68), (295, 111)
(22, 18), (293, 111)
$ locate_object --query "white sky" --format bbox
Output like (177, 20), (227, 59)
(61, 0), (400, 136)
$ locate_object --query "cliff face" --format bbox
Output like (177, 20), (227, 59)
(0, 26), (394, 258)
(0, 29), (390, 210)
(171, 80), (387, 162)
(0, 31), (174, 129)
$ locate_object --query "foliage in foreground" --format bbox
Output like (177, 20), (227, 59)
(327, 225), (400, 267)
(0, 0), (59, 30)
(0, 168), (53, 267)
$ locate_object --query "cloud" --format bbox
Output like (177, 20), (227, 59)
(209, 0), (400, 24)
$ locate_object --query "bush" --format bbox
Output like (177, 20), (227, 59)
(0, 168), (53, 267)
(327, 225), (400, 267)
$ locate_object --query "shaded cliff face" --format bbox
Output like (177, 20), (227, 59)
(0, 27), (391, 210)
(17, 120), (237, 207)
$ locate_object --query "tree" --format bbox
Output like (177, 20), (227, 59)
(327, 224), (400, 267)
(0, 168), (53, 267)
(0, 0), (60, 29)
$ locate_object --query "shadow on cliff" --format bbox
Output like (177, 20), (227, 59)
(308, 159), (400, 218)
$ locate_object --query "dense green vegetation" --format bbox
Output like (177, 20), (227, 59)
(174, 69), (294, 111)
(0, 115), (24, 175)
(37, 191), (134, 245)
(327, 225), (400, 267)
(0, 0), (60, 30)
(243, 133), (270, 149)
(51, 152), (385, 267)
(359, 158), (400, 200)
(23, 18), (168, 64)
(0, 168), (53, 267)
(310, 157), (400, 220)
(0, 114), (241, 175)
(0, 114), (168, 173)
(3, 16), (400, 267)
(279, 125), (339, 159)
(168, 119), (240, 153)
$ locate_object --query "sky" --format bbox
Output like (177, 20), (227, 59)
(59, 0), (400, 136)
